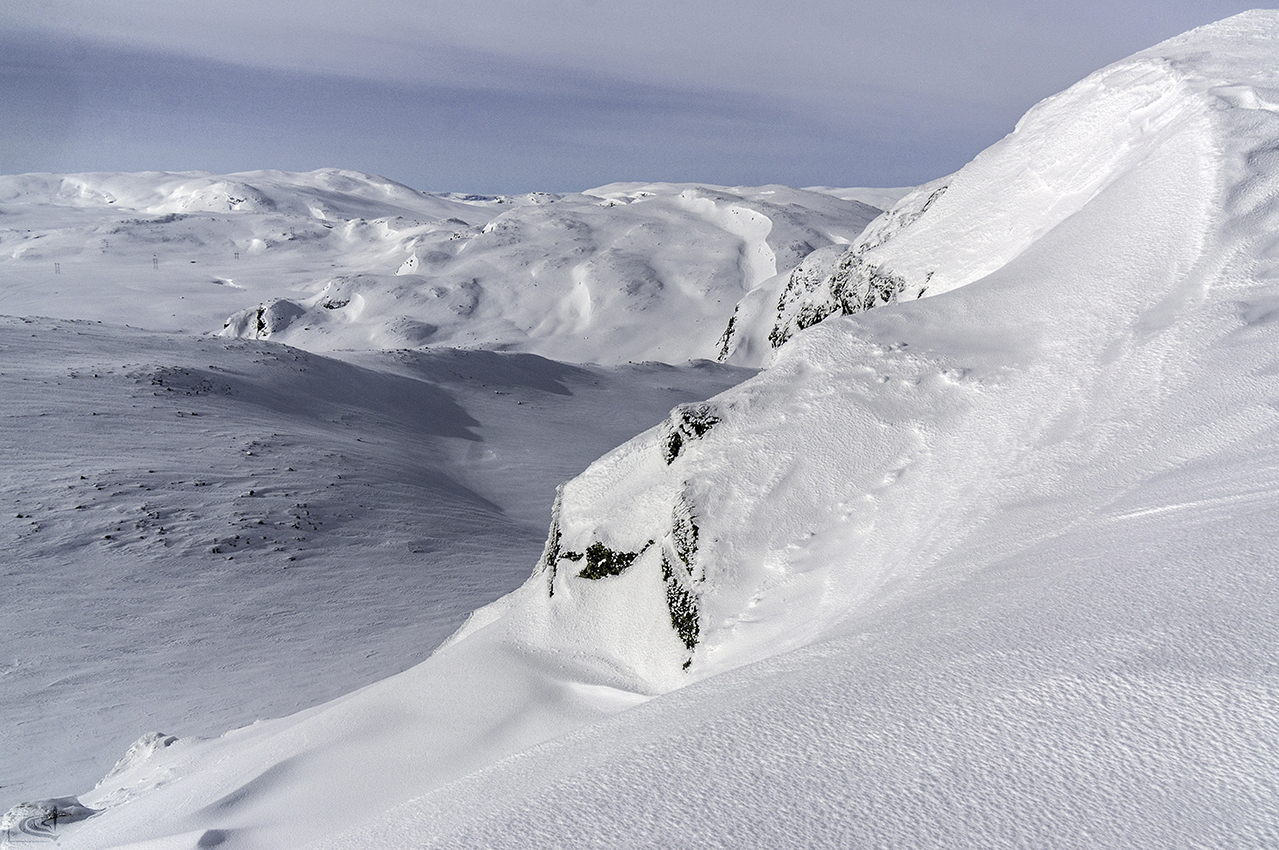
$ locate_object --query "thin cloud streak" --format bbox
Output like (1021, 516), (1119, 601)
(0, 32), (1000, 192)
(0, 2), (1267, 190)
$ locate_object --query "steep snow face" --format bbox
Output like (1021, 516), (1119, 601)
(719, 17), (1256, 359)
(508, 11), (1279, 685)
(330, 13), (1279, 845)
(0, 171), (877, 365)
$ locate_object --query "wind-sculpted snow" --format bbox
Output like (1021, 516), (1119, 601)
(542, 15), (1265, 674)
(327, 14), (1277, 846)
(718, 20), (1245, 360)
(0, 170), (877, 365)
(15, 11), (1279, 850)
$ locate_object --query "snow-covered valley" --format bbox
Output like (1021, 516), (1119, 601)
(6, 10), (1279, 848)
(0, 318), (751, 810)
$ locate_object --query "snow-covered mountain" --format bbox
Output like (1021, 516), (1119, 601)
(9, 10), (1279, 849)
(717, 22), (1277, 361)
(0, 171), (877, 365)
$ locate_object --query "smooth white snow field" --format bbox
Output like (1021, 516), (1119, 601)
(6, 10), (1279, 850)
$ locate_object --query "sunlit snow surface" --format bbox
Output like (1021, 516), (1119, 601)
(0, 171), (877, 366)
(9, 10), (1279, 849)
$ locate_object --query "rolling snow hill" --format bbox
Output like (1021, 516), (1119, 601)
(0, 171), (878, 365)
(8, 10), (1279, 849)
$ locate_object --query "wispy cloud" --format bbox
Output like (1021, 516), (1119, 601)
(1, 1), (1262, 190)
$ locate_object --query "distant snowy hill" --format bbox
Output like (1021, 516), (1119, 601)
(9, 10), (1279, 850)
(0, 171), (878, 365)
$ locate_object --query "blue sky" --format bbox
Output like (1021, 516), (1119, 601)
(0, 1), (1266, 193)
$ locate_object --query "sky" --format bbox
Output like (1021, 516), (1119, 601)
(0, 1), (1268, 193)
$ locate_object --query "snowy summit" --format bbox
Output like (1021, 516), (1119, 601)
(4, 10), (1279, 849)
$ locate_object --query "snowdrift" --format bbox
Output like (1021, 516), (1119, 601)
(718, 11), (1277, 360)
(12, 10), (1279, 849)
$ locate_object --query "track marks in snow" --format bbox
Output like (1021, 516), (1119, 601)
(675, 190), (777, 290)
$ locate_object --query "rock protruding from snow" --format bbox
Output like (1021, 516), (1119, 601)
(220, 299), (308, 339)
(659, 402), (721, 464)
(1, 797), (97, 844)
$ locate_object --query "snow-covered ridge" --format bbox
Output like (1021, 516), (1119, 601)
(565, 9), (1279, 681)
(718, 13), (1271, 360)
(0, 170), (880, 365)
(0, 168), (492, 221)
(14, 11), (1279, 848)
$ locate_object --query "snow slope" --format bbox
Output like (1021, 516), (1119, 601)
(0, 318), (751, 810)
(327, 14), (1279, 842)
(13, 10), (1279, 848)
(0, 171), (878, 365)
(720, 10), (1278, 360)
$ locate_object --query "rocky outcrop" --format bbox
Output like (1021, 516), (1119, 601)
(220, 299), (307, 340)
(535, 481), (707, 666)
(764, 183), (948, 349)
(660, 403), (721, 464)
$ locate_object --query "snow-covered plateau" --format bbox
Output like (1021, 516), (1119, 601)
(6, 9), (1279, 848)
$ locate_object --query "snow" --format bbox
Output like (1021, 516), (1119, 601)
(8, 9), (1279, 849)
(0, 171), (878, 366)
(726, 9), (1279, 359)
(0, 172), (877, 810)
(803, 184), (915, 210)
(0, 317), (752, 809)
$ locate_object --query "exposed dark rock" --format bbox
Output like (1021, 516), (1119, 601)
(661, 403), (721, 464)
(534, 485), (704, 666)
(535, 485), (566, 596)
(715, 309), (738, 362)
(576, 541), (643, 580)
(768, 251), (908, 348)
(662, 555), (700, 656)
(663, 492), (702, 657)
(766, 183), (949, 349)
